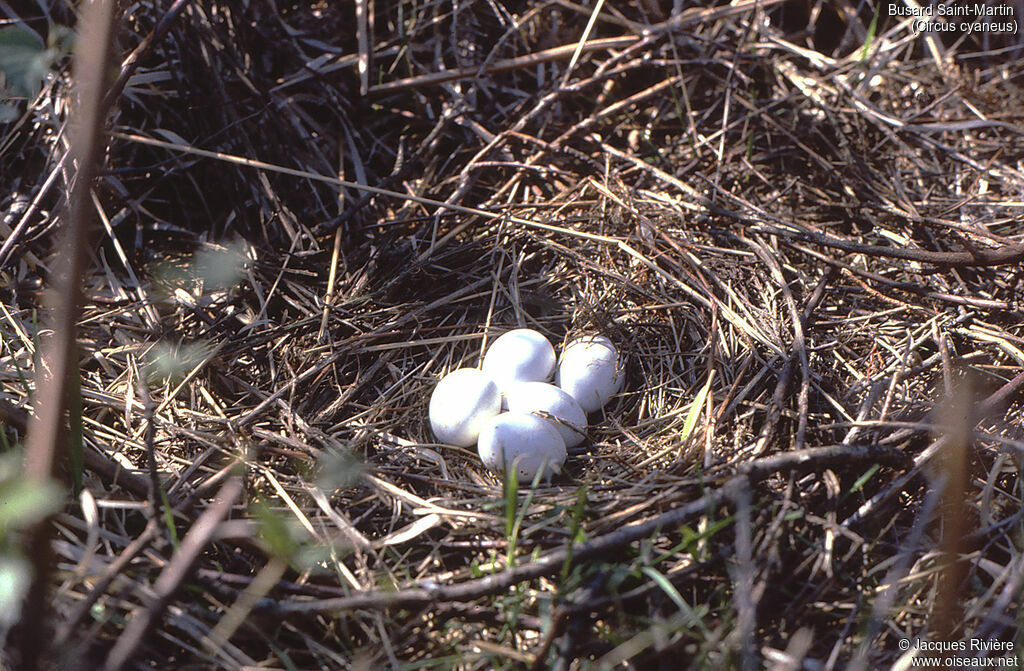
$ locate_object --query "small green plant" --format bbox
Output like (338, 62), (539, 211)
(250, 500), (301, 563)
(639, 566), (710, 636)
(560, 485), (588, 584)
(846, 463), (882, 498)
(315, 449), (365, 492)
(0, 451), (63, 647)
(859, 6), (880, 62)
(502, 466), (519, 563)
(669, 514), (732, 563)
(0, 24), (73, 121)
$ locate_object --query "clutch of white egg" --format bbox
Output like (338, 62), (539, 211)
(427, 329), (622, 482)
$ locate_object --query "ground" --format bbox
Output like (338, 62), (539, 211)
(0, 1), (1022, 669)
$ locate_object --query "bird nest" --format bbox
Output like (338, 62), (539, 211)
(1, 0), (1022, 669)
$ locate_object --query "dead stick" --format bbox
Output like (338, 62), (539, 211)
(842, 368), (1024, 528)
(777, 225), (1024, 268)
(54, 519), (160, 646)
(0, 398), (153, 501)
(262, 443), (909, 615)
(792, 242), (1013, 310)
(369, 36), (637, 95)
(16, 1), (116, 668)
(102, 0), (189, 111)
(102, 476), (244, 671)
(367, 0), (785, 95)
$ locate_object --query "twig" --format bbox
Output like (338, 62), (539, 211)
(261, 444), (909, 615)
(16, 1), (117, 668)
(368, 36), (637, 95)
(0, 398), (163, 501)
(771, 224), (1024, 268)
(134, 378), (166, 532)
(102, 476), (244, 671)
(751, 359), (792, 456)
(749, 266), (834, 456)
(550, 571), (608, 671)
(847, 478), (945, 671)
(733, 481), (758, 671)
(842, 369), (1024, 529)
(791, 242), (1014, 311)
(365, 0), (784, 95)
(54, 519), (160, 646)
(102, 0), (189, 111)
(748, 237), (810, 451)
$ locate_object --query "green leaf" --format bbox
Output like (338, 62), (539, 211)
(606, 564), (636, 595)
(848, 463), (881, 495)
(503, 467), (518, 542)
(641, 566), (687, 613)
(144, 339), (214, 385)
(640, 566), (710, 636)
(315, 449), (365, 492)
(560, 486), (588, 583)
(192, 241), (248, 292)
(679, 372), (714, 444)
(47, 25), (75, 55)
(0, 26), (46, 98)
(160, 488), (179, 549)
(0, 556), (30, 627)
(292, 542), (347, 575)
(503, 466), (520, 565)
(250, 500), (298, 561)
(860, 7), (880, 62)
(0, 477), (63, 530)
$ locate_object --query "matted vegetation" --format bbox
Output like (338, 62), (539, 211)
(1, 0), (1022, 669)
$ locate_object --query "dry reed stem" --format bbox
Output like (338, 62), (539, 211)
(14, 1), (116, 668)
(0, 0), (1021, 668)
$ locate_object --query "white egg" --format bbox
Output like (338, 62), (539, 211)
(477, 412), (566, 481)
(556, 335), (623, 413)
(428, 368), (501, 447)
(481, 329), (556, 395)
(504, 381), (588, 448)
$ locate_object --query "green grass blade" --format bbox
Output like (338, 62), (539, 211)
(680, 373), (714, 444)
(860, 7), (879, 62)
(503, 466), (519, 561)
(640, 566), (709, 636)
(848, 463), (881, 496)
(160, 488), (179, 549)
(561, 485), (588, 583)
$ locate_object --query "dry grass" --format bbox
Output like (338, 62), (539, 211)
(1, 0), (1023, 669)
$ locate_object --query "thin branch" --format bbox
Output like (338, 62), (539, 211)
(102, 476), (244, 671)
(262, 443), (909, 615)
(102, 0), (190, 111)
(16, 1), (117, 668)
(770, 223), (1024, 268)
